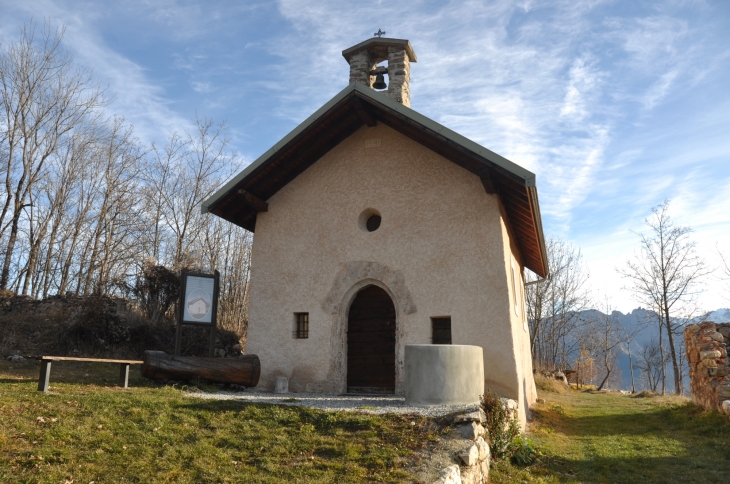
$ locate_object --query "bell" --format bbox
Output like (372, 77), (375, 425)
(372, 73), (387, 90)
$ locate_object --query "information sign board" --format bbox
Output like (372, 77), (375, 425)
(175, 269), (220, 356)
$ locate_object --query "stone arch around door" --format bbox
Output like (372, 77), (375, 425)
(320, 261), (417, 395)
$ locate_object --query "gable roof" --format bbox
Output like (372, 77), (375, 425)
(202, 82), (549, 277)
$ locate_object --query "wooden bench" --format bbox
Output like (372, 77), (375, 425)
(34, 356), (144, 392)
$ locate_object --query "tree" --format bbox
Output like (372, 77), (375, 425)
(0, 19), (254, 345)
(718, 246), (730, 300)
(147, 117), (234, 269)
(0, 21), (105, 289)
(572, 345), (597, 389)
(619, 200), (708, 395)
(636, 341), (669, 392)
(621, 322), (647, 394)
(527, 237), (591, 371)
(582, 305), (623, 391)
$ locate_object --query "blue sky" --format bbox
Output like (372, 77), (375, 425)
(2, 0), (729, 312)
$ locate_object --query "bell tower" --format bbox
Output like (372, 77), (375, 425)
(342, 35), (417, 108)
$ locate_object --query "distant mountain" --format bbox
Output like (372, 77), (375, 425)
(702, 308), (730, 323)
(571, 307), (730, 392)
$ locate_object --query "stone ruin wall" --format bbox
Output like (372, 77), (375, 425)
(684, 321), (730, 417)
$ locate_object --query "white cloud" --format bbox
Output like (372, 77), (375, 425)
(0, 0), (195, 144)
(191, 81), (212, 93)
(560, 57), (601, 120)
(642, 69), (678, 109)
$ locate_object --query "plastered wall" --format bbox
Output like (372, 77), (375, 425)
(245, 122), (535, 427)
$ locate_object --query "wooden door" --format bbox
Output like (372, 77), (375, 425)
(347, 285), (396, 394)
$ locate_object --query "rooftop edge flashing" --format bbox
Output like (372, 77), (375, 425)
(342, 38), (418, 63)
(201, 83), (359, 213)
(350, 83), (536, 187)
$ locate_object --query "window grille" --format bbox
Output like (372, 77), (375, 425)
(431, 317), (452, 344)
(294, 312), (309, 339)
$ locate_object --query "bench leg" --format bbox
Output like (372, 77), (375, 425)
(119, 363), (130, 388)
(38, 360), (52, 392)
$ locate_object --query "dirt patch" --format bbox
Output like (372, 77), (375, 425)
(633, 390), (660, 398)
(534, 372), (572, 394)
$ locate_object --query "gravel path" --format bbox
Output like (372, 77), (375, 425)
(188, 390), (480, 417)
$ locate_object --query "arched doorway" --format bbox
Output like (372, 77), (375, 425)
(347, 285), (396, 394)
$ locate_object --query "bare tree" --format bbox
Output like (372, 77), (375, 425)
(198, 217), (253, 339)
(621, 321), (648, 394)
(619, 200), (708, 395)
(636, 341), (669, 392)
(718, 246), (730, 301)
(572, 345), (597, 389)
(0, 21), (105, 289)
(36, 127), (98, 297)
(0, 19), (255, 347)
(581, 304), (624, 391)
(78, 117), (145, 295)
(527, 237), (591, 370)
(151, 117), (234, 269)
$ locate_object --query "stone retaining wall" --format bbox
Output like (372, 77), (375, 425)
(434, 410), (491, 484)
(684, 322), (730, 416)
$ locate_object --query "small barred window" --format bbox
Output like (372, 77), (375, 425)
(294, 312), (309, 339)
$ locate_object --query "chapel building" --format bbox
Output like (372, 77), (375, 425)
(202, 37), (549, 424)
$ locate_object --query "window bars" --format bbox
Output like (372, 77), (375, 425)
(294, 312), (309, 339)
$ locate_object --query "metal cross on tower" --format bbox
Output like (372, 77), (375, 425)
(374, 29), (386, 38)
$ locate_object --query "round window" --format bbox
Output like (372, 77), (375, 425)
(366, 214), (381, 232)
(358, 208), (382, 232)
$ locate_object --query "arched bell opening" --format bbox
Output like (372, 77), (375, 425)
(346, 284), (396, 394)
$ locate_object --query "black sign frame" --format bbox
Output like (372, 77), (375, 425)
(175, 269), (220, 357)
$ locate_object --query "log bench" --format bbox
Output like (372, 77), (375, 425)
(33, 356), (144, 392)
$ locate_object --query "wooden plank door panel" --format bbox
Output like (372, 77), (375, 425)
(347, 285), (396, 393)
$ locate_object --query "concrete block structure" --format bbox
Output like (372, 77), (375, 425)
(202, 37), (549, 428)
(405, 344), (485, 405)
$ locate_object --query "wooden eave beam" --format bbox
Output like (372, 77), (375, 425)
(254, 113), (362, 201)
(478, 167), (497, 195)
(237, 190), (268, 212)
(227, 96), (356, 194)
(352, 98), (377, 127)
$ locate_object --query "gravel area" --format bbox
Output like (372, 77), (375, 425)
(188, 390), (480, 417)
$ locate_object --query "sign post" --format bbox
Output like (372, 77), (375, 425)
(175, 269), (220, 357)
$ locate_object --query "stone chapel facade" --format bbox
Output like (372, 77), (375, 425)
(202, 38), (549, 424)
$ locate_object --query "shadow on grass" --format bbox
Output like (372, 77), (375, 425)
(1, 369), (152, 388)
(527, 397), (730, 483)
(179, 398), (411, 434)
(536, 454), (730, 484)
(534, 401), (730, 438)
(0, 377), (36, 384)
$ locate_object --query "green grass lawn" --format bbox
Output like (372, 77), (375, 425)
(2, 360), (730, 483)
(490, 390), (730, 483)
(0, 360), (435, 483)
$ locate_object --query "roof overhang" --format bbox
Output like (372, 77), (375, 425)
(202, 83), (549, 277)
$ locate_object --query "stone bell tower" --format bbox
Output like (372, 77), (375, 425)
(342, 36), (417, 108)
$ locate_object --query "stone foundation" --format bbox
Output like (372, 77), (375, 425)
(684, 321), (730, 416)
(433, 410), (491, 484)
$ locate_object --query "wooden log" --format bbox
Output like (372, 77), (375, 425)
(141, 350), (260, 387)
